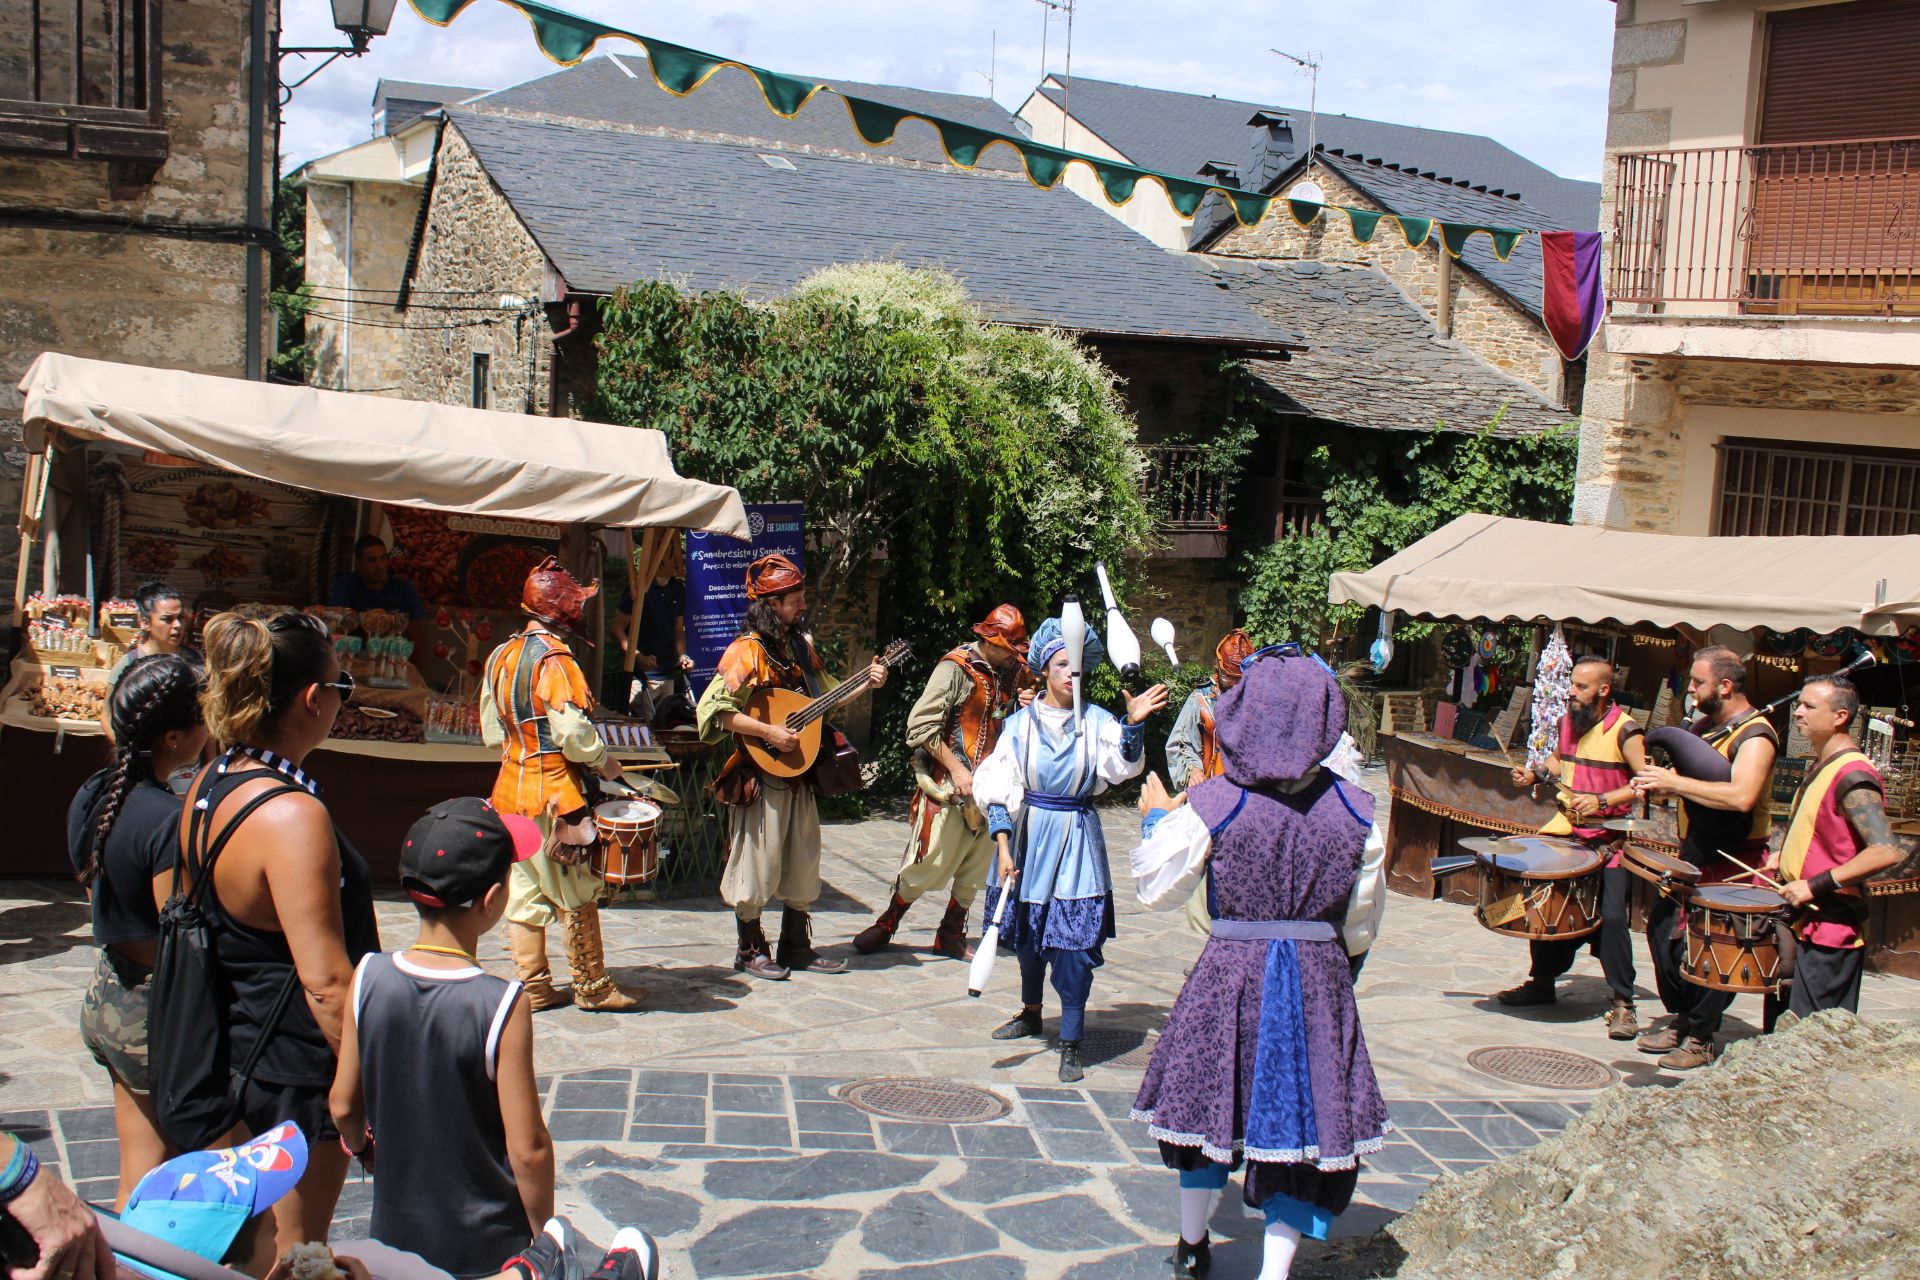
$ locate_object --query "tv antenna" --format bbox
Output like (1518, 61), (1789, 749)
(1270, 47), (1321, 171)
(975, 30), (996, 100)
(1037, 0), (1075, 144)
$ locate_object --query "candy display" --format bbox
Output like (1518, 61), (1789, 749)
(363, 634), (415, 687)
(26, 619), (96, 656)
(17, 674), (106, 722)
(25, 593), (91, 622)
(330, 704), (424, 743)
(425, 696), (484, 744)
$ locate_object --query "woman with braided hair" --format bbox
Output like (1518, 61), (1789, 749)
(67, 651), (208, 1208)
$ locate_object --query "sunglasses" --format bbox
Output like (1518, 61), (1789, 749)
(315, 670), (357, 698)
(1245, 641), (1336, 677)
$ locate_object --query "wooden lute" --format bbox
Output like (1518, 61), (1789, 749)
(741, 638), (913, 778)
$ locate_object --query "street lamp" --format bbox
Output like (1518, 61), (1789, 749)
(283, 0), (400, 92)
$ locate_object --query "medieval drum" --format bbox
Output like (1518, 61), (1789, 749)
(1463, 836), (1604, 942)
(1682, 883), (1789, 994)
(592, 798), (662, 886)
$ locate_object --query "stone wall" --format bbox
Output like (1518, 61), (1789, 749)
(305, 179), (425, 393)
(401, 125), (553, 414)
(1134, 558), (1237, 658)
(0, 0), (275, 628)
(1207, 164), (1566, 403)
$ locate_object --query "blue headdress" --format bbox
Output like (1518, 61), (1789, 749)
(1027, 615), (1106, 676)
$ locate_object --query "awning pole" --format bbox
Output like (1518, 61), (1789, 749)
(622, 528), (646, 676)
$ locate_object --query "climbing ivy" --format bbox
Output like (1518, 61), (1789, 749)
(1240, 411), (1578, 651)
(588, 264), (1154, 792)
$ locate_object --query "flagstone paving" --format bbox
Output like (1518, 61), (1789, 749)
(4, 776), (1918, 1278)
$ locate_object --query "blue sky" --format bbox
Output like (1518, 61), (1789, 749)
(281, 0), (1617, 188)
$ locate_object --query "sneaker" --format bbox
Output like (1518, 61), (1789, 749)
(991, 1007), (1043, 1040)
(1637, 1018), (1689, 1054)
(1057, 1040), (1085, 1083)
(592, 1228), (660, 1280)
(1657, 1035), (1717, 1071)
(1171, 1234), (1212, 1279)
(1604, 999), (1640, 1041)
(1494, 980), (1556, 1006)
(504, 1217), (583, 1280)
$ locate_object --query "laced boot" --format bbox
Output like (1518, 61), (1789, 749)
(734, 916), (789, 980)
(1605, 997), (1640, 1041)
(852, 892), (913, 955)
(1638, 1016), (1690, 1054)
(991, 1006), (1043, 1040)
(506, 921), (570, 1011)
(776, 909), (848, 974)
(931, 898), (975, 961)
(1057, 1040), (1085, 1083)
(560, 904), (645, 1011)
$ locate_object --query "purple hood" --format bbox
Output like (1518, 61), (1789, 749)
(1214, 653), (1347, 788)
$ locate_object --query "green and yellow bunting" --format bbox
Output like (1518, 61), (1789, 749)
(403, 0), (1553, 254)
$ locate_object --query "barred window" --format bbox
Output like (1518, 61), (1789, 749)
(0, 0), (166, 167)
(1717, 438), (1920, 536)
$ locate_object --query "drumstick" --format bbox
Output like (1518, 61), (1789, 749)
(1715, 850), (1783, 886)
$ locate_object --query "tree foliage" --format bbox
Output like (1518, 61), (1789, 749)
(588, 263), (1154, 788)
(269, 176), (316, 383)
(1240, 413), (1578, 650)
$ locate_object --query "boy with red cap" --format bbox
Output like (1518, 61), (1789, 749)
(853, 604), (1034, 959)
(698, 553), (887, 980)
(481, 557), (642, 1013)
(331, 798), (554, 1280)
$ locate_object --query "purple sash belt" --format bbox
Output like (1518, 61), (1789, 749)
(1209, 919), (1338, 942)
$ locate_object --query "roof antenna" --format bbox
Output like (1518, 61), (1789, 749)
(1037, 0), (1074, 145)
(975, 30), (995, 100)
(1270, 48), (1321, 178)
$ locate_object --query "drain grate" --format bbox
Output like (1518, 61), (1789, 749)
(840, 1077), (1010, 1124)
(1466, 1045), (1613, 1091)
(1076, 1028), (1157, 1069)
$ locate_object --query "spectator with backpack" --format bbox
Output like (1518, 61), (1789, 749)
(330, 798), (554, 1280)
(68, 653), (208, 1209)
(161, 612), (379, 1251)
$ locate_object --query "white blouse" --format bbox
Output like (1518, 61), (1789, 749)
(972, 700), (1144, 823)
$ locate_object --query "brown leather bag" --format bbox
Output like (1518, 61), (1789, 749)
(709, 750), (763, 808)
(542, 803), (598, 866)
(807, 725), (864, 798)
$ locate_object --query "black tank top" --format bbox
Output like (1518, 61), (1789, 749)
(356, 951), (529, 1277)
(195, 762), (380, 1088)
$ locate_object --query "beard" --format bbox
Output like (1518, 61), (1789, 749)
(1569, 696), (1606, 737)
(1695, 692), (1723, 719)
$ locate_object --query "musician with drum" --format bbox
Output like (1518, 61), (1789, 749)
(1767, 675), (1905, 1017)
(697, 553), (888, 981)
(1497, 657), (1648, 1041)
(1631, 646), (1778, 1071)
(482, 558), (645, 1013)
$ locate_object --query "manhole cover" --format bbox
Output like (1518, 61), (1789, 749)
(1466, 1045), (1613, 1091)
(840, 1078), (1010, 1124)
(1077, 1029), (1157, 1068)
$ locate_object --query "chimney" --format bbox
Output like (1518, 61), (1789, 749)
(1243, 110), (1295, 193)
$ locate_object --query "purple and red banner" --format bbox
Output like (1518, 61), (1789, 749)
(1540, 230), (1605, 361)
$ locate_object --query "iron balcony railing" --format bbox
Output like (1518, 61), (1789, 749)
(1144, 445), (1229, 533)
(1610, 135), (1920, 315)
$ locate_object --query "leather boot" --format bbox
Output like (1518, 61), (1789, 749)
(734, 916), (789, 981)
(852, 892), (912, 955)
(506, 921), (571, 1011)
(1638, 1016), (1690, 1054)
(931, 898), (974, 961)
(560, 904), (645, 1012)
(1605, 998), (1640, 1041)
(1171, 1235), (1212, 1280)
(1057, 1040), (1085, 1083)
(1495, 979), (1556, 1006)
(776, 909), (848, 974)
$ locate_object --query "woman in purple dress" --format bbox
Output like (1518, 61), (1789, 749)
(1129, 645), (1390, 1280)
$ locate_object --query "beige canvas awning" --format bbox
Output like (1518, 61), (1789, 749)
(1329, 513), (1920, 636)
(18, 352), (749, 537)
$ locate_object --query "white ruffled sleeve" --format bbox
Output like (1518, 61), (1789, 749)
(1130, 804), (1212, 910)
(972, 712), (1027, 834)
(1342, 821), (1389, 957)
(1094, 708), (1147, 788)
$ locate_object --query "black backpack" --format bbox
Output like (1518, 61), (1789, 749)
(148, 778), (303, 1152)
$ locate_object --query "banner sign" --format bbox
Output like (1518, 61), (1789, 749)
(684, 501), (804, 683)
(114, 463), (328, 606)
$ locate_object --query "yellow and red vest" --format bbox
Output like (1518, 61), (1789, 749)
(1675, 714), (1778, 872)
(1780, 747), (1881, 949)
(486, 628), (597, 819)
(1540, 704), (1641, 864)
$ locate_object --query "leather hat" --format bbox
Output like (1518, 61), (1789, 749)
(521, 556), (599, 631)
(745, 552), (805, 600)
(971, 603), (1029, 655)
(1214, 628), (1257, 688)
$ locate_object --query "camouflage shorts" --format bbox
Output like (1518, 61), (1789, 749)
(80, 948), (153, 1093)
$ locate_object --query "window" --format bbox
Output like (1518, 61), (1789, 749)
(470, 353), (491, 409)
(0, 0), (167, 168)
(1717, 438), (1920, 537)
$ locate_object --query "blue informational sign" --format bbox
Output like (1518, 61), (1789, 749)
(684, 502), (805, 684)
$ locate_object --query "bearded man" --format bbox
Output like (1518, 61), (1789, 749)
(1497, 656), (1647, 1040)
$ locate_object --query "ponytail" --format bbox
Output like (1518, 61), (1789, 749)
(200, 610), (333, 748)
(78, 652), (205, 886)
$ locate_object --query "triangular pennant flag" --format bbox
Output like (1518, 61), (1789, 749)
(1286, 199), (1325, 227)
(1540, 230), (1606, 360)
(1395, 216), (1434, 249)
(1344, 207), (1385, 243)
(1019, 143), (1074, 190)
(751, 69), (824, 118)
(1092, 163), (1142, 205)
(1437, 222), (1478, 259)
(509, 0), (620, 65)
(1160, 177), (1213, 219)
(407, 0), (482, 23)
(842, 97), (911, 147)
(1226, 191), (1273, 226)
(1487, 228), (1524, 261)
(641, 36), (725, 96)
(935, 120), (997, 169)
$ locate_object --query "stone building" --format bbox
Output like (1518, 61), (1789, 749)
(0, 0), (279, 627)
(1580, 0), (1920, 535)
(302, 57), (1301, 645)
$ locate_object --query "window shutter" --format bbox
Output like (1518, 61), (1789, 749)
(1760, 0), (1920, 144)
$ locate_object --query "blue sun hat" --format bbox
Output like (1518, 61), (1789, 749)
(121, 1121), (308, 1262)
(1026, 615), (1106, 676)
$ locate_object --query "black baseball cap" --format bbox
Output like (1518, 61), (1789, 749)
(400, 797), (541, 908)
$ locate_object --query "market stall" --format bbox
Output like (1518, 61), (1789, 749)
(1331, 513), (1920, 978)
(8, 352), (748, 883)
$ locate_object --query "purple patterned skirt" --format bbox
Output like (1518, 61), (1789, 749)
(1132, 934), (1390, 1212)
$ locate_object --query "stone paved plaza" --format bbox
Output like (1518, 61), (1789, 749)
(5, 786), (1919, 1278)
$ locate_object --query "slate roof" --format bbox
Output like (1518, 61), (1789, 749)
(476, 56), (1028, 171)
(1206, 257), (1573, 439)
(373, 80), (487, 134)
(446, 109), (1300, 350)
(1036, 77), (1599, 232)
